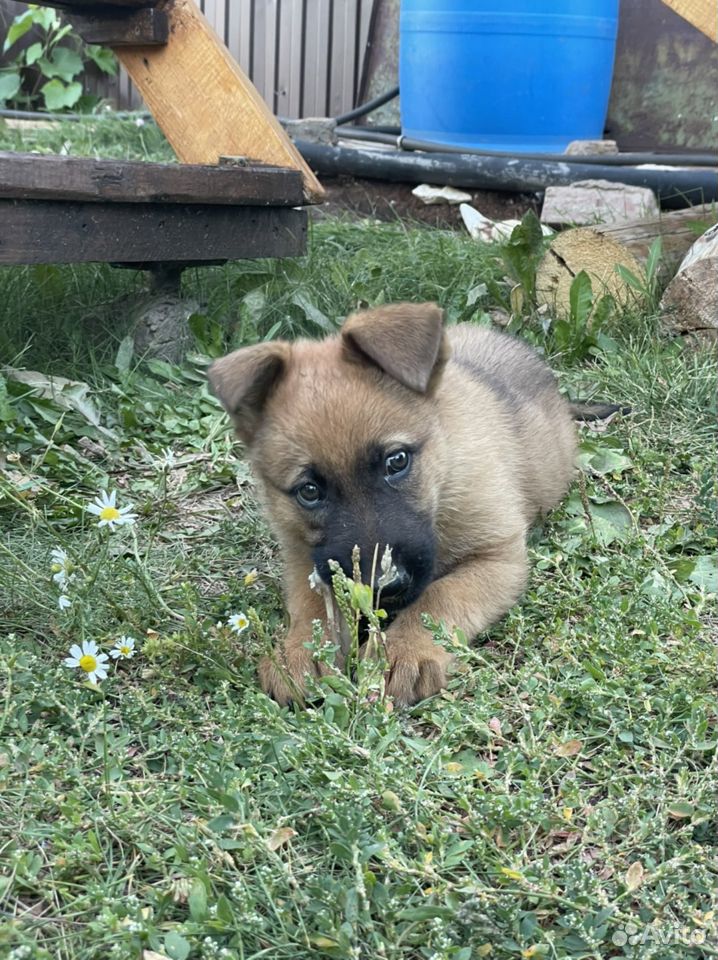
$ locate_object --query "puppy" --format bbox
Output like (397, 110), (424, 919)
(209, 303), (576, 704)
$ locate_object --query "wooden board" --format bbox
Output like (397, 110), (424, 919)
(0, 200), (307, 264)
(66, 9), (168, 45)
(116, 0), (325, 202)
(594, 206), (718, 269)
(0, 152), (305, 206)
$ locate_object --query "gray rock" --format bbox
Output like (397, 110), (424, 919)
(541, 179), (659, 226)
(565, 139), (619, 156)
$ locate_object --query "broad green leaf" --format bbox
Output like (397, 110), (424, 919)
(0, 71), (22, 103)
(577, 440), (632, 476)
(41, 78), (82, 110)
(115, 335), (135, 375)
(86, 44), (118, 75)
(187, 877), (207, 920)
(164, 931), (191, 960)
(3, 12), (34, 52)
(188, 313), (224, 357)
(34, 8), (58, 31)
(45, 46), (83, 82)
(569, 270), (593, 327)
(668, 802), (695, 819)
(507, 209), (544, 253)
(292, 291), (333, 331)
(688, 555), (718, 593)
(24, 41), (43, 66)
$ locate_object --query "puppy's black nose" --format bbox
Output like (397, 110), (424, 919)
(377, 566), (411, 602)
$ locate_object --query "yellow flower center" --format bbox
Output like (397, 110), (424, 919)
(79, 654), (97, 672)
(100, 506), (120, 522)
(120, 645), (130, 655)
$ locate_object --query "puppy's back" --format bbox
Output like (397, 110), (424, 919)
(447, 324), (575, 516)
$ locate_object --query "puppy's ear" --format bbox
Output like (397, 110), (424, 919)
(208, 342), (289, 443)
(341, 302), (447, 393)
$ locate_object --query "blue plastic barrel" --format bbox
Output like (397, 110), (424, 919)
(400, 0), (619, 153)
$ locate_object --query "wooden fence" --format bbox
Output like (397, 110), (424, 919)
(0, 0), (376, 117)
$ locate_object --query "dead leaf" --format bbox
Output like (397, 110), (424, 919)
(555, 739), (582, 757)
(143, 952), (170, 960)
(625, 860), (644, 891)
(267, 826), (297, 851)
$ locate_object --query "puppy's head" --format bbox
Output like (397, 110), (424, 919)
(209, 302), (448, 611)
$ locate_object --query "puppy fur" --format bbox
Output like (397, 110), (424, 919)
(209, 303), (576, 705)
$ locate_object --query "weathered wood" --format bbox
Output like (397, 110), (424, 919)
(115, 0), (325, 202)
(661, 223), (718, 338)
(536, 206), (718, 315)
(0, 200), (307, 265)
(0, 152), (305, 206)
(66, 8), (168, 45)
(536, 228), (646, 316)
(593, 206), (718, 270)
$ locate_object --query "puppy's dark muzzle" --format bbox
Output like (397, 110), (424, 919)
(376, 567), (411, 604)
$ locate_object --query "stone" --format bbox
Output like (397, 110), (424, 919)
(131, 294), (199, 364)
(282, 117), (337, 145)
(565, 139), (619, 156)
(412, 183), (472, 205)
(541, 180), (659, 226)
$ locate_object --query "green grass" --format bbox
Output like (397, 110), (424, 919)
(1, 123), (717, 960)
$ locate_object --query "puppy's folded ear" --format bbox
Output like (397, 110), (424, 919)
(341, 302), (447, 394)
(208, 342), (289, 443)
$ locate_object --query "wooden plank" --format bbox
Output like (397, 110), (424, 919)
(0, 152), (305, 206)
(117, 0), (325, 201)
(0, 199), (307, 264)
(66, 8), (168, 45)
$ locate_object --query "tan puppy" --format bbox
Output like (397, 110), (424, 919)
(209, 303), (576, 705)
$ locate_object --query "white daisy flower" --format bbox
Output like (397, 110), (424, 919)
(86, 489), (137, 530)
(64, 640), (109, 685)
(227, 612), (250, 635)
(50, 546), (75, 588)
(58, 594), (72, 610)
(110, 635), (136, 659)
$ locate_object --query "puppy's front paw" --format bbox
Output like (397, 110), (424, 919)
(258, 639), (327, 705)
(384, 637), (453, 706)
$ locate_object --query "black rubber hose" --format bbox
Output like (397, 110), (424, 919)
(334, 85), (400, 126)
(336, 125), (718, 168)
(295, 139), (718, 208)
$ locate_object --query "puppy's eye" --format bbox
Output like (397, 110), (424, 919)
(296, 481), (323, 507)
(385, 449), (411, 478)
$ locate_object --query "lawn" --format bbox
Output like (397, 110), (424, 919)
(0, 117), (716, 960)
